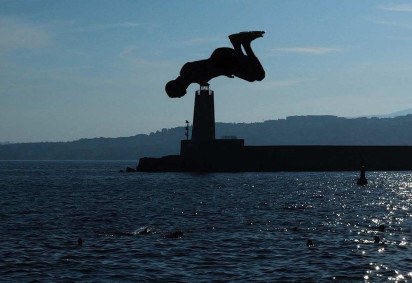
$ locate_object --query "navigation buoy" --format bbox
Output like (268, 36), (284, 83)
(357, 163), (368, 186)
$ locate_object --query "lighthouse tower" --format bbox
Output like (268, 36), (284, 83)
(180, 83), (244, 168)
(191, 84), (215, 141)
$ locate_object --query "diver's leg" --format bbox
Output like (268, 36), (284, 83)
(231, 32), (265, 81)
(228, 33), (243, 54)
(229, 31), (264, 53)
(239, 31), (264, 56)
(237, 45), (265, 81)
(234, 61), (265, 82)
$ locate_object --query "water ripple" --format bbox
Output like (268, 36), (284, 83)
(0, 162), (411, 282)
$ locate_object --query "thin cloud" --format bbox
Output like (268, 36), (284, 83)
(377, 4), (412, 12)
(272, 47), (342, 55)
(0, 16), (51, 53)
(119, 46), (139, 58)
(370, 19), (412, 30)
(71, 22), (142, 33)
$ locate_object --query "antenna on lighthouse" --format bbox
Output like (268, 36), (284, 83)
(185, 120), (190, 140)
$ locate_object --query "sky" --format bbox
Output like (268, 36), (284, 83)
(2, 0), (412, 142)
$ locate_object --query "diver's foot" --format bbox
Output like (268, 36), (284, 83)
(229, 31), (265, 44)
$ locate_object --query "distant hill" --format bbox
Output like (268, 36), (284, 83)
(0, 129), (185, 160)
(2, 115), (412, 160)
(368, 108), (412, 118)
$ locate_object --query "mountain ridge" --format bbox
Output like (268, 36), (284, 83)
(2, 114), (412, 160)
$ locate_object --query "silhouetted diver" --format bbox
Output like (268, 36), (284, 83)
(77, 237), (83, 246)
(166, 31), (265, 98)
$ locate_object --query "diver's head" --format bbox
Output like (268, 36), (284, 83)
(165, 78), (187, 98)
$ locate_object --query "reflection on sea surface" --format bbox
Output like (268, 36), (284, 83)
(0, 161), (411, 282)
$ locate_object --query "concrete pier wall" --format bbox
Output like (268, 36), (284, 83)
(137, 141), (412, 172)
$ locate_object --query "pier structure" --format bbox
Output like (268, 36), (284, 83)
(137, 83), (412, 172)
(136, 84), (412, 172)
(135, 31), (412, 172)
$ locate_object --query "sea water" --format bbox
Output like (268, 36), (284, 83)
(0, 161), (411, 282)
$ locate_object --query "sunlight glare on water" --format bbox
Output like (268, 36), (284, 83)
(0, 162), (411, 282)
